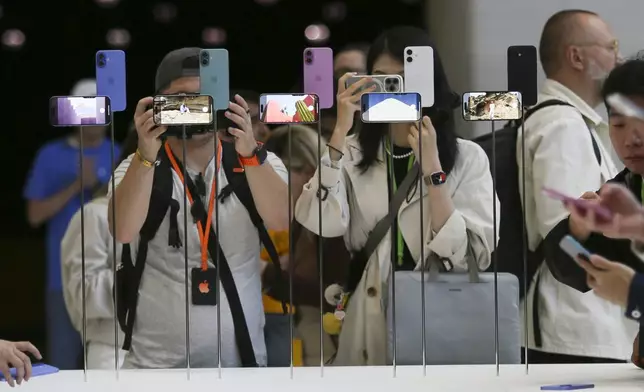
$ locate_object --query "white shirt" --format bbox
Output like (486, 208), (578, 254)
(518, 79), (637, 360)
(109, 150), (288, 368)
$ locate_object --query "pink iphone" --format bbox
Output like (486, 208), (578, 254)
(542, 187), (612, 222)
(303, 47), (334, 109)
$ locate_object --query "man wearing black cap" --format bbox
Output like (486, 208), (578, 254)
(107, 48), (289, 368)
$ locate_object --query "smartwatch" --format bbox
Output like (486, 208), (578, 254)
(424, 171), (447, 186)
(239, 143), (268, 167)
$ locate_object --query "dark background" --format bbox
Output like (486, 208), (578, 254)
(0, 0), (425, 357)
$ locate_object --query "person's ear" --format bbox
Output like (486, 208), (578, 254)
(567, 45), (585, 72)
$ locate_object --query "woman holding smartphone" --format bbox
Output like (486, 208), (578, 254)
(294, 26), (498, 365)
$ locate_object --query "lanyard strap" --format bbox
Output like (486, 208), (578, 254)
(640, 177), (644, 203)
(164, 143), (221, 270)
(386, 139), (415, 266)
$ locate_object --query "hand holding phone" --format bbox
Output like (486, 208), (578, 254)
(559, 235), (592, 264)
(542, 187), (612, 222)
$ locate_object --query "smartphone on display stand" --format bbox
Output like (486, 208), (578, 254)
(542, 187), (612, 222)
(462, 91), (523, 121)
(606, 93), (644, 121)
(303, 47), (334, 109)
(96, 50), (127, 112)
(0, 363), (59, 381)
(259, 93), (319, 124)
(507, 45), (537, 106)
(403, 46), (434, 108)
(559, 235), (592, 263)
(199, 49), (230, 112)
(345, 75), (404, 93)
(49, 96), (112, 127)
(360, 92), (421, 123)
(153, 94), (214, 126)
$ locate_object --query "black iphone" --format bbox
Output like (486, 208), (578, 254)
(507, 45), (538, 106)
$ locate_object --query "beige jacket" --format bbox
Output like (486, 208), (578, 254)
(294, 136), (498, 365)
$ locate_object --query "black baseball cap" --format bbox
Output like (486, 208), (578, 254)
(154, 47), (202, 93)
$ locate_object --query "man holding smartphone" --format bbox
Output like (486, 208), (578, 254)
(108, 47), (289, 368)
(518, 9), (626, 364)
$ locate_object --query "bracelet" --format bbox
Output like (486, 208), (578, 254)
(326, 143), (344, 158)
(135, 148), (157, 168)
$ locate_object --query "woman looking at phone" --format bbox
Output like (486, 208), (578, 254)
(294, 26), (498, 366)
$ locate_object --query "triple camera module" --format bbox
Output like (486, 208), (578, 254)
(384, 77), (400, 92)
(201, 51), (210, 66)
(406, 48), (413, 63)
(97, 52), (106, 68)
(304, 49), (313, 65)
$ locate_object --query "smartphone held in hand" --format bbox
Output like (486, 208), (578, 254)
(542, 187), (612, 222)
(152, 94), (214, 126)
(559, 235), (592, 262)
(360, 92), (421, 123)
(259, 93), (319, 124)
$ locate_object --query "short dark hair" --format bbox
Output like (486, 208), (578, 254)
(539, 9), (598, 77)
(601, 59), (644, 112)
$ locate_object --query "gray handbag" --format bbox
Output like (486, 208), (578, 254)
(386, 256), (521, 365)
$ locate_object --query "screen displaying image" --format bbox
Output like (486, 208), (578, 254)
(259, 94), (319, 124)
(360, 92), (421, 123)
(153, 95), (214, 125)
(462, 91), (522, 121)
(50, 96), (110, 126)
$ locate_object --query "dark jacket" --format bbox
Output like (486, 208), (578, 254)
(543, 168), (644, 292)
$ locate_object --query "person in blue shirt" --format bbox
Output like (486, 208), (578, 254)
(23, 79), (121, 369)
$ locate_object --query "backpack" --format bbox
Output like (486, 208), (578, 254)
(473, 99), (601, 300)
(115, 141), (286, 367)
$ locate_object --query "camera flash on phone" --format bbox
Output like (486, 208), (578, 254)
(201, 107), (208, 112)
(99, 108), (105, 114)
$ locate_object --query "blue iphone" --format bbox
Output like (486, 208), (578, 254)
(541, 384), (594, 390)
(0, 363), (58, 381)
(559, 235), (592, 262)
(96, 50), (127, 112)
(199, 49), (229, 111)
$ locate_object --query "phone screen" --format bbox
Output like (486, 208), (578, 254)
(360, 92), (421, 123)
(259, 93), (319, 124)
(153, 95), (214, 126)
(462, 91), (522, 121)
(49, 96), (111, 127)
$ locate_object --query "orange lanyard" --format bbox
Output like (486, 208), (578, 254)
(164, 143), (222, 271)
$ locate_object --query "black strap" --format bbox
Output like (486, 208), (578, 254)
(173, 150), (259, 367)
(345, 164), (421, 293)
(219, 143), (288, 313)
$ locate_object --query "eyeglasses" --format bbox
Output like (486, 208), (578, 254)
(575, 39), (620, 55)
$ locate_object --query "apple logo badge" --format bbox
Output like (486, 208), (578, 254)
(107, 77), (114, 85)
(199, 280), (210, 294)
(314, 75), (322, 82)
(211, 76), (218, 84)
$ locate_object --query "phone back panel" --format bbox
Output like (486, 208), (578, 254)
(303, 47), (334, 109)
(96, 50), (127, 112)
(507, 45), (537, 106)
(199, 49), (230, 111)
(403, 46), (434, 108)
(346, 75), (404, 93)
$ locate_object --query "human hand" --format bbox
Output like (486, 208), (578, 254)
(408, 116), (440, 175)
(632, 333), (644, 369)
(567, 191), (601, 241)
(594, 183), (644, 241)
(0, 340), (42, 387)
(576, 254), (635, 307)
(134, 97), (167, 162)
(334, 72), (375, 135)
(225, 94), (258, 158)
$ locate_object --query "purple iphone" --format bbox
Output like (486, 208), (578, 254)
(96, 50), (127, 112)
(303, 47), (334, 109)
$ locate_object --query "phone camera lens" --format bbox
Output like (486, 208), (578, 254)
(305, 58), (313, 64)
(201, 53), (209, 66)
(406, 56), (413, 63)
(518, 53), (522, 57)
(406, 49), (412, 55)
(392, 78), (399, 84)
(305, 50), (312, 57)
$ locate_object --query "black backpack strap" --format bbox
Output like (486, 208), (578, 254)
(219, 142), (288, 313)
(118, 147), (175, 351)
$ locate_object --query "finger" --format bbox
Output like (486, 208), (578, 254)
(576, 257), (600, 275)
(346, 85), (377, 103)
(588, 254), (614, 270)
(135, 97), (154, 118)
(228, 101), (250, 119)
(343, 77), (373, 97)
(233, 94), (250, 111)
(14, 351), (30, 382)
(580, 191), (599, 200)
(422, 115), (432, 128)
(586, 274), (597, 289)
(142, 117), (158, 134)
(0, 364), (14, 387)
(14, 342), (41, 360)
(337, 72), (357, 93)
(9, 353), (24, 385)
(227, 128), (245, 139)
(149, 126), (168, 140)
(218, 131), (235, 143)
(224, 110), (250, 129)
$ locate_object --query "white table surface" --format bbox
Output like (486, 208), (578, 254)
(6, 364), (644, 391)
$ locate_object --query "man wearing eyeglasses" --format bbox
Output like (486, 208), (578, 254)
(518, 9), (627, 364)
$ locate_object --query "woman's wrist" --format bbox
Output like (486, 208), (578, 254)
(422, 156), (442, 176)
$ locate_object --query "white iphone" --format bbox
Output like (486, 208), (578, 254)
(403, 46), (435, 108)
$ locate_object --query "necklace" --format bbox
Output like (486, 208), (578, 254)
(384, 143), (414, 159)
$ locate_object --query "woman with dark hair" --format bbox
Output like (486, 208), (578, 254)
(294, 26), (498, 365)
(60, 126), (138, 369)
